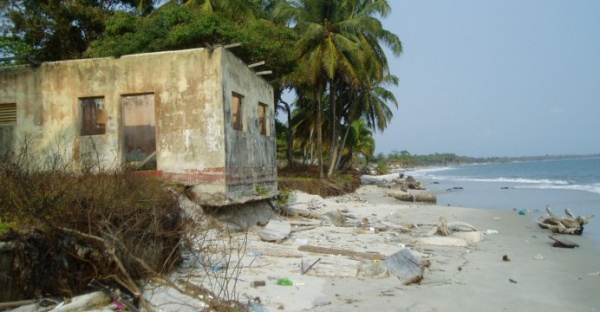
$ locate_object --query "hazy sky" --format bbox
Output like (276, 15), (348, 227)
(372, 1), (600, 157)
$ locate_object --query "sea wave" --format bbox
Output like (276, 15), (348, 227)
(514, 183), (600, 194)
(466, 177), (570, 185)
(416, 174), (570, 186)
(400, 167), (456, 175)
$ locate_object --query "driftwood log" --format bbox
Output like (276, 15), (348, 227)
(537, 206), (595, 235)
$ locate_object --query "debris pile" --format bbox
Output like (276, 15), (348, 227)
(537, 206), (595, 235)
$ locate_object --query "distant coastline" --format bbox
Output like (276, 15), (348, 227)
(381, 151), (600, 169)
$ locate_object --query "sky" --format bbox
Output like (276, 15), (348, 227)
(370, 1), (600, 158)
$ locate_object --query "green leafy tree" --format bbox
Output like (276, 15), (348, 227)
(337, 119), (374, 170)
(0, 0), (150, 62)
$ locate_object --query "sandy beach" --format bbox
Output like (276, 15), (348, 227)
(143, 184), (600, 312)
(9, 182), (598, 312)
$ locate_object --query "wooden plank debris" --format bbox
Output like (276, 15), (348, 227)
(549, 235), (579, 248)
(298, 245), (386, 261)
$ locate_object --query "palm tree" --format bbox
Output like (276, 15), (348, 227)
(333, 74), (397, 170)
(352, 74), (399, 132)
(337, 119), (375, 170)
(181, 0), (276, 21)
(275, 0), (401, 178)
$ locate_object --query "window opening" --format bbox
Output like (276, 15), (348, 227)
(258, 103), (268, 135)
(232, 93), (244, 131)
(80, 97), (106, 135)
(0, 103), (17, 154)
(0, 103), (17, 126)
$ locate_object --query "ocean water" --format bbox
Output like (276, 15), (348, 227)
(408, 157), (600, 249)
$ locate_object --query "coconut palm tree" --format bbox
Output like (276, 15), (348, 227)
(181, 0), (277, 21)
(332, 74), (397, 170)
(275, 0), (401, 177)
(337, 119), (375, 170)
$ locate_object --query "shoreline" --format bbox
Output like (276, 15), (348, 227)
(197, 185), (600, 311)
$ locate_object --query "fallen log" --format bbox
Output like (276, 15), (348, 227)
(414, 193), (437, 203)
(298, 245), (387, 261)
(387, 192), (414, 202)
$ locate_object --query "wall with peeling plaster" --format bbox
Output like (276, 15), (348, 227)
(0, 48), (276, 202)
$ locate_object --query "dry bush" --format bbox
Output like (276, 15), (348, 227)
(0, 136), (255, 311)
(0, 139), (183, 302)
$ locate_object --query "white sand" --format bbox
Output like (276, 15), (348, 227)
(145, 185), (600, 312)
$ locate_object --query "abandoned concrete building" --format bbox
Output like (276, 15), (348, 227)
(0, 47), (277, 205)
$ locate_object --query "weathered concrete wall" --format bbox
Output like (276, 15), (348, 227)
(221, 50), (277, 198)
(0, 48), (275, 200)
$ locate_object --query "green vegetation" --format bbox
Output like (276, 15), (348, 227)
(255, 184), (269, 196)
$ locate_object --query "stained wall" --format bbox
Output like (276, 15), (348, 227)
(0, 48), (276, 201)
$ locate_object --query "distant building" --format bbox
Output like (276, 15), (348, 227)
(0, 47), (277, 205)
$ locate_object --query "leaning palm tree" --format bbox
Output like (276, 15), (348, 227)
(333, 74), (397, 170)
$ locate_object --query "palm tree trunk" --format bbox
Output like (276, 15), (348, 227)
(327, 80), (338, 177)
(335, 119), (352, 171)
(315, 90), (324, 178)
(279, 100), (294, 168)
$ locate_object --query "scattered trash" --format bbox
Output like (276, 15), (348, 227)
(518, 210), (526, 216)
(276, 278), (293, 286)
(112, 300), (124, 310)
(484, 229), (499, 235)
(248, 302), (269, 312)
(502, 255), (510, 262)
(358, 261), (389, 279)
(587, 272), (600, 276)
(295, 238), (309, 245)
(301, 258), (321, 275)
(509, 278), (518, 284)
(212, 264), (224, 271)
(250, 280), (266, 288)
(533, 254), (544, 260)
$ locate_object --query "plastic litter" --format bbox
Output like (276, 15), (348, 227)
(276, 278), (293, 286)
(248, 302), (269, 312)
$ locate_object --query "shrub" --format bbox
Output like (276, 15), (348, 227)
(0, 143), (183, 301)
